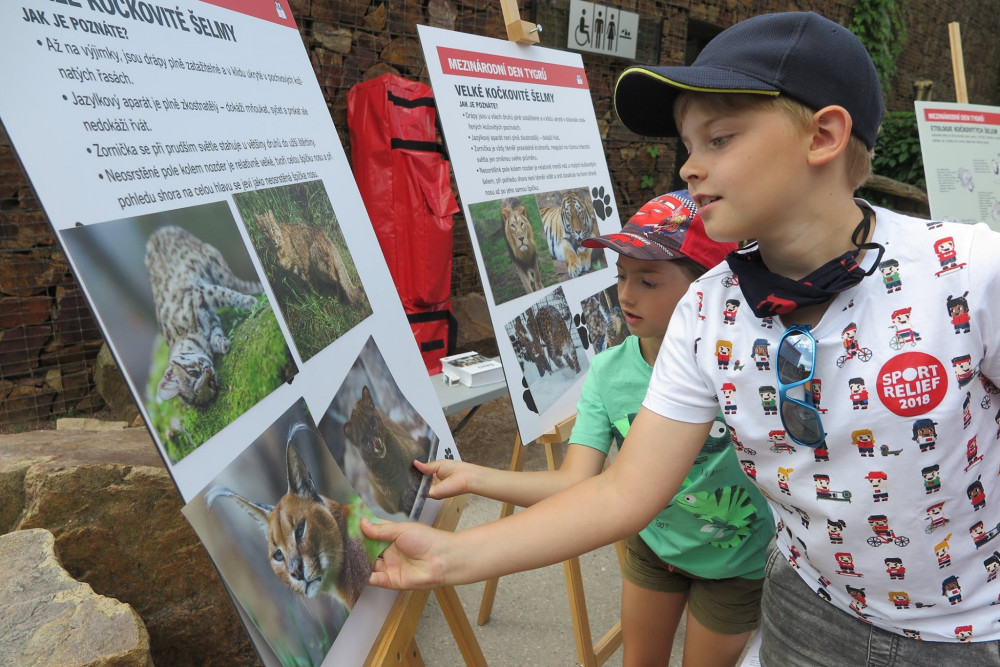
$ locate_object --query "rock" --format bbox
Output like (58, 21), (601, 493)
(0, 528), (153, 666)
(451, 293), (498, 356)
(93, 344), (140, 423)
(56, 417), (128, 431)
(0, 429), (260, 666)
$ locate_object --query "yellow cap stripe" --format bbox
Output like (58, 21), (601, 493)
(617, 67), (781, 97)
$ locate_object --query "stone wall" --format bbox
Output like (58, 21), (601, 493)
(2, 0), (999, 425)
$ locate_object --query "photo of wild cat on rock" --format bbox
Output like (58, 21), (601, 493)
(145, 225), (262, 407)
(234, 181), (372, 362)
(184, 398), (386, 667)
(318, 336), (440, 521)
(58, 202), (297, 464)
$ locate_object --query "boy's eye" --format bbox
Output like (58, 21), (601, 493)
(616, 273), (626, 282)
(642, 280), (657, 288)
(710, 135), (731, 148)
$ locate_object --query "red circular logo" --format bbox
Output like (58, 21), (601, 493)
(876, 352), (948, 417)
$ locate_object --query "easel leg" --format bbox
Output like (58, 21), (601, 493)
(477, 433), (524, 625)
(435, 586), (488, 666)
(547, 441), (595, 667)
(401, 638), (424, 666)
(367, 497), (485, 666)
(546, 440), (624, 667)
(475, 421), (623, 664)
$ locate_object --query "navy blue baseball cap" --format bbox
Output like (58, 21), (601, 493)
(614, 12), (884, 149)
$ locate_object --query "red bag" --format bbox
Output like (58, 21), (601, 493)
(406, 303), (458, 376)
(348, 74), (459, 374)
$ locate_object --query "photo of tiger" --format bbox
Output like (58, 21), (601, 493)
(468, 187), (611, 306)
(538, 188), (606, 280)
(505, 287), (589, 415)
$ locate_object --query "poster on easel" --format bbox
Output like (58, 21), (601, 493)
(0, 2), (460, 665)
(417, 24), (622, 445)
(915, 101), (1000, 230)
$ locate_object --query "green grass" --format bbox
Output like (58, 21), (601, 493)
(233, 181), (372, 361)
(146, 297), (297, 463)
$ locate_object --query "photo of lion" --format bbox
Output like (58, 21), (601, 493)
(501, 197), (544, 295)
(468, 195), (558, 306)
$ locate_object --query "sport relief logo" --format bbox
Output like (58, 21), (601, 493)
(877, 352), (948, 417)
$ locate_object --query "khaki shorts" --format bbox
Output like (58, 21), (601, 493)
(622, 534), (764, 635)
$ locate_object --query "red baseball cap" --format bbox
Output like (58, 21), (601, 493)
(582, 190), (736, 270)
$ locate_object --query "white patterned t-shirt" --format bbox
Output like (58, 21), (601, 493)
(645, 205), (1000, 642)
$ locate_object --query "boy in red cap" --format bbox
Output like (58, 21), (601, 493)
(412, 191), (772, 665)
(366, 11), (1000, 664)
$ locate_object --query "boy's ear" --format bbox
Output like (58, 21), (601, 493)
(806, 105), (852, 167)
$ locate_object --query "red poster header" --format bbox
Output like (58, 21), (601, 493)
(436, 47), (589, 89)
(199, 0), (297, 29)
(923, 108), (1000, 126)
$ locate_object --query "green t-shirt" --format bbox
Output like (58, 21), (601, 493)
(569, 335), (773, 579)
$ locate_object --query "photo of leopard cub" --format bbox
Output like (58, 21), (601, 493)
(255, 210), (364, 306)
(146, 225), (263, 406)
(236, 181), (372, 362)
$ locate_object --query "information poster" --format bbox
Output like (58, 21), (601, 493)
(1, 2), (459, 664)
(915, 101), (1000, 229)
(418, 25), (622, 444)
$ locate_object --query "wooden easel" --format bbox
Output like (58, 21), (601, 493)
(499, 0), (541, 45)
(365, 495), (487, 666)
(366, 3), (561, 663)
(477, 6), (623, 662)
(477, 416), (626, 667)
(948, 22), (969, 103)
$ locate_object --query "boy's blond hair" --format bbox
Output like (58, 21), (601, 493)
(674, 91), (874, 190)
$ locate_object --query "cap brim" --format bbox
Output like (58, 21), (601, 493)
(582, 232), (684, 262)
(614, 65), (780, 137)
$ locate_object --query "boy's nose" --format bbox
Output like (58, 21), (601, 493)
(678, 155), (701, 184)
(617, 281), (634, 304)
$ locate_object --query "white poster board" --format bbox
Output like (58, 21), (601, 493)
(418, 25), (622, 445)
(915, 101), (1000, 229)
(1, 2), (459, 665)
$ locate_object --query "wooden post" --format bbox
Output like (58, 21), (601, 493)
(948, 22), (969, 103)
(365, 495), (488, 666)
(499, 0), (541, 44)
(479, 416), (625, 666)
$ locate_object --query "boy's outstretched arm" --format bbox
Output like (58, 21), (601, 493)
(415, 445), (606, 507)
(363, 408), (709, 590)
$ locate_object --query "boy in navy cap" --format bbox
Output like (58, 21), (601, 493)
(414, 192), (772, 665)
(366, 12), (1000, 664)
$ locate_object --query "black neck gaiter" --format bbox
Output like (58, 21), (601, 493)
(725, 205), (884, 318)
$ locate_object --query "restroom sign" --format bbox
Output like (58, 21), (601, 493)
(567, 0), (639, 60)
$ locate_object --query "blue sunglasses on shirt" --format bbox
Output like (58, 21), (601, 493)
(776, 325), (827, 448)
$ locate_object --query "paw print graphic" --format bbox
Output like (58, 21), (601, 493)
(522, 375), (538, 414)
(444, 447), (455, 460)
(573, 313), (591, 350)
(591, 186), (614, 221)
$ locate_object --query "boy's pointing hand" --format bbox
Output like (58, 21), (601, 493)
(361, 517), (449, 590)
